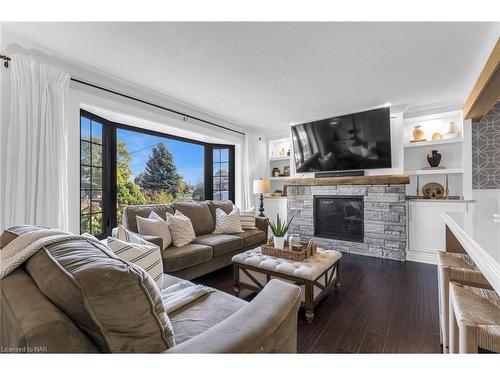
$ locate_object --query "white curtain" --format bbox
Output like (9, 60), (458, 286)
(1, 55), (70, 231)
(242, 132), (267, 210)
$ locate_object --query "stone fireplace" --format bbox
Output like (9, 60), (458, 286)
(286, 175), (409, 261)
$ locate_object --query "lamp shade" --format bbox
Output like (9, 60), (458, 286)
(253, 179), (270, 194)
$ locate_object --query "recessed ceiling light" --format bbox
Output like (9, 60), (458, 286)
(383, 102), (391, 107)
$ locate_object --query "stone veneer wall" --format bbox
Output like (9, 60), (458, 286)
(287, 184), (407, 261)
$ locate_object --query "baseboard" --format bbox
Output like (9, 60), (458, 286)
(405, 251), (437, 265)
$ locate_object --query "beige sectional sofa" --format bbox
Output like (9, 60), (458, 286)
(0, 225), (301, 353)
(120, 200), (269, 280)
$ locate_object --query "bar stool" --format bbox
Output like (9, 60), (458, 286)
(449, 282), (500, 353)
(437, 251), (490, 353)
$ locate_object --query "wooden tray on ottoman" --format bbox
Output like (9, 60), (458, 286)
(261, 239), (317, 262)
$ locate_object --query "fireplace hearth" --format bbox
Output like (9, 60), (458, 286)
(314, 196), (364, 242)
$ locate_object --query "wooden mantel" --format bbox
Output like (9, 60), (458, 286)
(283, 174), (410, 187)
(463, 37), (500, 121)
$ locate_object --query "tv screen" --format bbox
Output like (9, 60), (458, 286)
(291, 107), (391, 173)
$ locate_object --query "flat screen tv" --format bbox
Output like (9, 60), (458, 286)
(291, 107), (391, 173)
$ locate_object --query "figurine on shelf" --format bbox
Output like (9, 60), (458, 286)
(283, 165), (290, 176)
(443, 121), (460, 139)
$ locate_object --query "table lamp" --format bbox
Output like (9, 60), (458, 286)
(253, 178), (270, 217)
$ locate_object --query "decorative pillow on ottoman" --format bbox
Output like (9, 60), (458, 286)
(213, 207), (244, 234)
(136, 211), (172, 250)
(106, 236), (164, 288)
(165, 211), (196, 247)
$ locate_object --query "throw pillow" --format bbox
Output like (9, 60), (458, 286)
(106, 236), (164, 288)
(213, 207), (244, 234)
(116, 224), (151, 245)
(136, 212), (172, 250)
(25, 237), (175, 352)
(165, 211), (196, 247)
(239, 207), (257, 230)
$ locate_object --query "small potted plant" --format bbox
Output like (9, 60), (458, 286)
(269, 214), (294, 249)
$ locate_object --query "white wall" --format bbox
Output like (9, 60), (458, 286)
(472, 189), (500, 214)
(0, 31), (248, 233)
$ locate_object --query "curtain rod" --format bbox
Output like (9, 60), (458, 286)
(70, 78), (246, 136)
(1, 53), (245, 136)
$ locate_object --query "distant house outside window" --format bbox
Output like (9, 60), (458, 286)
(212, 148), (230, 201)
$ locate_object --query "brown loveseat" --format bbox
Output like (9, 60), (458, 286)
(119, 200), (269, 280)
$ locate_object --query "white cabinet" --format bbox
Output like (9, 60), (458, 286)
(407, 201), (474, 264)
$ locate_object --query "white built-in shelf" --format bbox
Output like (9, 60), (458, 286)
(269, 156), (290, 162)
(404, 138), (463, 148)
(406, 168), (464, 175)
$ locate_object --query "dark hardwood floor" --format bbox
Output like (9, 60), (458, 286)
(193, 252), (442, 353)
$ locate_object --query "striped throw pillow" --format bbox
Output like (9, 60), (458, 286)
(106, 236), (164, 288)
(116, 224), (150, 245)
(240, 208), (257, 230)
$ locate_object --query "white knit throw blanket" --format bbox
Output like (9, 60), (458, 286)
(161, 280), (215, 313)
(0, 229), (103, 279)
(1, 229), (215, 314)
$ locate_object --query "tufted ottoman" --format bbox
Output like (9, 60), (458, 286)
(232, 247), (342, 322)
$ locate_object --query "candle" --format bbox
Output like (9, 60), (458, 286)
(416, 175), (420, 198)
(444, 174), (449, 199)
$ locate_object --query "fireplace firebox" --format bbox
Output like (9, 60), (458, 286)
(314, 195), (364, 242)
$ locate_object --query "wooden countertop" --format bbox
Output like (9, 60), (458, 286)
(284, 174), (410, 186)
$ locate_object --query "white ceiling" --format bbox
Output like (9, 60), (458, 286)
(3, 22), (499, 132)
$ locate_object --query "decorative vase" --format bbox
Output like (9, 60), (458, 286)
(427, 150), (442, 167)
(274, 236), (286, 249)
(443, 121), (460, 139)
(412, 125), (425, 141)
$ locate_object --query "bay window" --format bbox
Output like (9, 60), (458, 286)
(80, 110), (235, 238)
